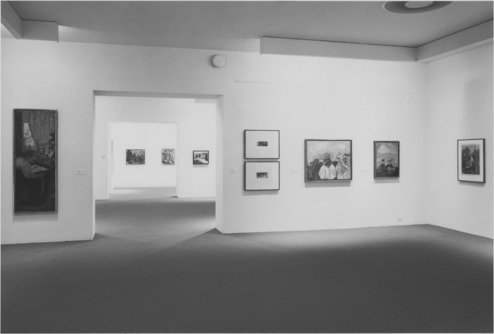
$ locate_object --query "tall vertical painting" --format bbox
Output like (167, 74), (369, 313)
(13, 109), (58, 213)
(458, 138), (485, 183)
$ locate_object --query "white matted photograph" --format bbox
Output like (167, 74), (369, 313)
(244, 130), (280, 159)
(244, 161), (280, 191)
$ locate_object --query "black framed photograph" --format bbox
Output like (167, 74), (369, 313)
(374, 141), (400, 178)
(305, 139), (352, 182)
(13, 109), (58, 213)
(458, 138), (485, 183)
(126, 149), (145, 165)
(161, 148), (175, 165)
(244, 130), (280, 159)
(193, 150), (209, 165)
(244, 161), (280, 191)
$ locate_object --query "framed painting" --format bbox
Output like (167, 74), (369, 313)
(244, 130), (280, 159)
(244, 161), (280, 191)
(458, 138), (485, 183)
(126, 149), (145, 165)
(305, 139), (352, 182)
(161, 148), (175, 165)
(13, 109), (58, 213)
(193, 150), (209, 165)
(374, 141), (400, 178)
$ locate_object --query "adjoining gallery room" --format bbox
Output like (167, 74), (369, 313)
(1, 1), (493, 333)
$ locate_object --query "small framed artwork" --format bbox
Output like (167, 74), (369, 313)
(161, 148), (175, 165)
(305, 139), (352, 182)
(458, 138), (485, 183)
(374, 141), (400, 178)
(244, 161), (280, 191)
(13, 109), (58, 213)
(126, 149), (145, 165)
(193, 150), (209, 165)
(244, 130), (280, 159)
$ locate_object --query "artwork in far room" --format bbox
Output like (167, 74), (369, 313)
(374, 141), (400, 178)
(305, 139), (352, 182)
(13, 109), (58, 213)
(244, 161), (280, 191)
(161, 148), (175, 165)
(244, 130), (280, 159)
(193, 150), (209, 165)
(126, 149), (146, 165)
(458, 138), (485, 183)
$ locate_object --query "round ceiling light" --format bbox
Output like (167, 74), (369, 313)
(382, 1), (452, 14)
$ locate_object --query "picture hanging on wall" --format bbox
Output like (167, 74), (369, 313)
(13, 109), (58, 213)
(244, 130), (280, 159)
(305, 139), (352, 182)
(458, 138), (485, 183)
(126, 149), (145, 165)
(161, 148), (175, 165)
(374, 141), (400, 178)
(193, 150), (209, 165)
(244, 161), (280, 191)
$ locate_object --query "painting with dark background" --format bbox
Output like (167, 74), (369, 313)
(14, 109), (57, 213)
(374, 141), (400, 178)
(126, 149), (146, 165)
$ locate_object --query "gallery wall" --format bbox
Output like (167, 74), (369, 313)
(426, 44), (493, 238)
(111, 122), (177, 189)
(94, 96), (216, 200)
(1, 37), (491, 244)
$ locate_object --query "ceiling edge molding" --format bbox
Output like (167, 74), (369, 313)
(260, 37), (416, 62)
(416, 20), (493, 63)
(1, 1), (22, 39)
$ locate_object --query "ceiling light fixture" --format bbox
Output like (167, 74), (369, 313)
(382, 1), (452, 14)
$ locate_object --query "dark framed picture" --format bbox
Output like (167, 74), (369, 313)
(244, 161), (280, 191)
(305, 139), (352, 182)
(193, 150), (209, 165)
(161, 148), (175, 165)
(126, 149), (145, 165)
(458, 138), (485, 183)
(374, 141), (400, 178)
(244, 130), (280, 159)
(13, 109), (58, 213)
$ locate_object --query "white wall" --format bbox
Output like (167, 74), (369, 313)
(94, 96), (216, 200)
(111, 122), (177, 189)
(2, 37), (489, 244)
(426, 44), (493, 238)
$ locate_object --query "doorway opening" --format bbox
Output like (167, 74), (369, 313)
(92, 92), (223, 239)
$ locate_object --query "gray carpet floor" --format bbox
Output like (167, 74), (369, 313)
(2, 188), (493, 333)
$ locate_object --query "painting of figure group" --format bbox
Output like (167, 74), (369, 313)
(126, 149), (145, 165)
(374, 141), (399, 178)
(461, 144), (481, 175)
(161, 148), (175, 165)
(305, 140), (352, 182)
(14, 109), (57, 213)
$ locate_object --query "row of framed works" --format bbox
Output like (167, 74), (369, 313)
(125, 149), (209, 165)
(244, 134), (486, 191)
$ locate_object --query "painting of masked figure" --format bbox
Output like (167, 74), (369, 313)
(14, 109), (57, 213)
(161, 148), (175, 165)
(374, 141), (400, 178)
(305, 139), (352, 182)
(458, 138), (485, 183)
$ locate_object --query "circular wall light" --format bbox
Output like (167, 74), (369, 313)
(211, 54), (227, 68)
(382, 1), (452, 14)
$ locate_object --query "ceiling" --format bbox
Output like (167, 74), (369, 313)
(3, 1), (494, 52)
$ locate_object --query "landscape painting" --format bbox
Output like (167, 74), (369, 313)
(305, 139), (352, 182)
(13, 109), (57, 213)
(458, 139), (485, 183)
(193, 150), (209, 165)
(374, 141), (400, 178)
(161, 148), (175, 165)
(126, 149), (146, 165)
